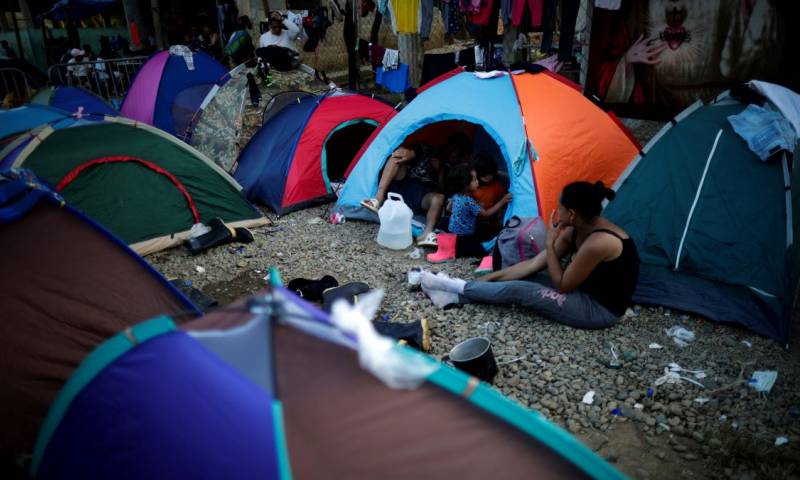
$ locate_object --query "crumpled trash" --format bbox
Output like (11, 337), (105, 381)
(749, 370), (778, 393)
(582, 391), (595, 405)
(329, 212), (345, 225)
(741, 340), (753, 348)
(649, 343), (664, 349)
(407, 247), (422, 259)
(195, 266), (206, 274)
(655, 363), (706, 388)
(775, 436), (789, 447)
(666, 326), (695, 347)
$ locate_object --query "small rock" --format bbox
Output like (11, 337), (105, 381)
(683, 453), (700, 461)
(672, 444), (688, 453)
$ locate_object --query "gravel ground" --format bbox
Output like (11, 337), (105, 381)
(148, 79), (800, 479)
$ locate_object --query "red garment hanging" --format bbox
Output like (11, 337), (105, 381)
(469, 0), (497, 26)
(511, 0), (543, 27)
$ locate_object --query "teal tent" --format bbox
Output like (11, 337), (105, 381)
(605, 92), (799, 345)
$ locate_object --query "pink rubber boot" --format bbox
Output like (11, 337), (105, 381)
(474, 255), (494, 274)
(426, 233), (457, 263)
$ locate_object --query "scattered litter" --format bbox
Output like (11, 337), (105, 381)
(657, 423), (671, 431)
(741, 340), (753, 348)
(695, 372), (707, 379)
(329, 212), (345, 225)
(624, 308), (637, 318)
(665, 326), (696, 347)
(646, 387), (655, 398)
(732, 421), (739, 429)
(649, 343), (664, 349)
(719, 415), (727, 421)
(634, 403), (644, 410)
(407, 247), (422, 259)
(749, 370), (778, 393)
(611, 408), (623, 417)
(255, 270), (261, 274)
(775, 436), (789, 447)
(307, 217), (324, 225)
(498, 354), (528, 366)
(655, 363), (706, 388)
(607, 343), (622, 368)
(694, 398), (711, 404)
(195, 266), (206, 274)
(582, 391), (596, 405)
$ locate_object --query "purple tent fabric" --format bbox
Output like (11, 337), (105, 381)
(120, 51), (169, 124)
(35, 325), (280, 480)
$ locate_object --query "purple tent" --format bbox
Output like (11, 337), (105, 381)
(121, 50), (228, 140)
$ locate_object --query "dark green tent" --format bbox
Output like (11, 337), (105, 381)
(605, 94), (799, 345)
(0, 118), (268, 255)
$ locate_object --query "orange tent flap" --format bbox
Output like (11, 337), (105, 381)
(512, 72), (639, 218)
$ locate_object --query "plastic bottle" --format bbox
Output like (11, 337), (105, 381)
(377, 192), (412, 249)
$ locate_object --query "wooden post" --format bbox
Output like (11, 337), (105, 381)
(398, 32), (421, 88)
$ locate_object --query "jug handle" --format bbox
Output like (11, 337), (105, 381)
(387, 192), (404, 203)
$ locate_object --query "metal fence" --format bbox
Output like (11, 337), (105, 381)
(0, 67), (36, 105)
(46, 56), (148, 104)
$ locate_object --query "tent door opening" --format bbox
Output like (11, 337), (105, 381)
(322, 119), (379, 193)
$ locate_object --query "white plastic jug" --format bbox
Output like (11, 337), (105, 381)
(377, 192), (413, 249)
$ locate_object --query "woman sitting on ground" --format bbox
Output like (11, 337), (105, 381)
(420, 181), (639, 329)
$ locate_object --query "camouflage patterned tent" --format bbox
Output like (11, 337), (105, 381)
(189, 64), (249, 172)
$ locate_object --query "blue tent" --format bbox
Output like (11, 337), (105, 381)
(0, 104), (72, 142)
(335, 71), (536, 222)
(32, 86), (118, 117)
(121, 50), (229, 140)
(31, 287), (624, 479)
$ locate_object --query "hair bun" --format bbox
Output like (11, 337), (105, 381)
(593, 181), (616, 201)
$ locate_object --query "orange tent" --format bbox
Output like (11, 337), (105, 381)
(513, 72), (640, 218)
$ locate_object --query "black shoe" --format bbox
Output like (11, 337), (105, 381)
(232, 227), (254, 243)
(185, 218), (233, 255)
(322, 282), (370, 313)
(373, 318), (431, 352)
(287, 275), (339, 301)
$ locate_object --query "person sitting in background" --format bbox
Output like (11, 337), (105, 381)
(256, 11), (301, 71)
(67, 48), (91, 88)
(259, 11), (300, 52)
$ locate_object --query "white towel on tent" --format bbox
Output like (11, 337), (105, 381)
(169, 45), (195, 70)
(749, 80), (800, 137)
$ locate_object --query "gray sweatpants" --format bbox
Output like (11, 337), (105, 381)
(460, 273), (619, 329)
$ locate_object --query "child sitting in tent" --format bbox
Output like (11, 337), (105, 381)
(427, 164), (512, 263)
(471, 152), (508, 231)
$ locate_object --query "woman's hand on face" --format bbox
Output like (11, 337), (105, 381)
(547, 209), (564, 248)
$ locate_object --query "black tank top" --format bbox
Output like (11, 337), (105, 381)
(573, 228), (640, 317)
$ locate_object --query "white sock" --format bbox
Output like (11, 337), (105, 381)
(421, 271), (466, 294)
(421, 282), (460, 308)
